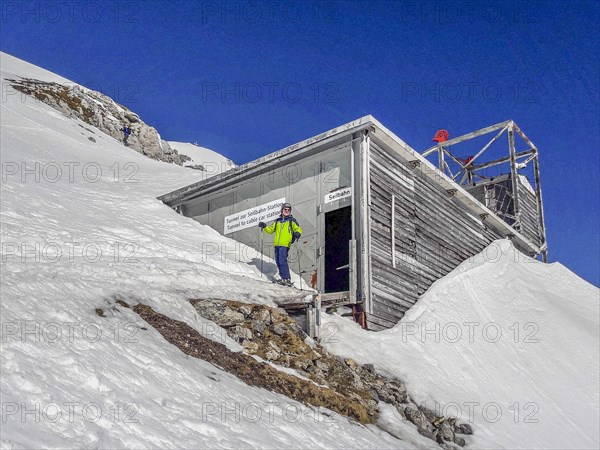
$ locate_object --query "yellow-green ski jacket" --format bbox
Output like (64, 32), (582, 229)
(263, 215), (302, 248)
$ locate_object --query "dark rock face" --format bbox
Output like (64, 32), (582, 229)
(191, 298), (472, 447)
(8, 77), (185, 165)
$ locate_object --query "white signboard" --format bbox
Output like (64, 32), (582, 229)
(324, 187), (352, 204)
(224, 198), (285, 235)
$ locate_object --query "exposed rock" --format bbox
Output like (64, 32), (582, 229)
(419, 404), (438, 422)
(288, 322), (306, 338)
(370, 388), (380, 402)
(188, 298), (473, 447)
(241, 340), (259, 353)
(345, 358), (358, 370)
(454, 436), (466, 447)
(238, 305), (252, 317)
(265, 342), (281, 361)
(315, 359), (330, 372)
(250, 319), (265, 335)
(270, 323), (287, 336)
(192, 300), (244, 326)
(232, 325), (252, 341)
(402, 403), (435, 439)
(292, 358), (311, 371)
(435, 419), (456, 443)
(8, 77), (185, 165)
(455, 423), (473, 435)
(250, 308), (271, 323)
(133, 303), (373, 424)
(363, 363), (377, 377)
(267, 341), (281, 353)
(270, 307), (288, 322)
(374, 380), (408, 405)
(265, 350), (280, 360)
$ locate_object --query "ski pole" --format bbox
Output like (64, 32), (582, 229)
(259, 227), (264, 278)
(296, 243), (302, 291)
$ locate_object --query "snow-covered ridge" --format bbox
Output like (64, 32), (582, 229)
(168, 141), (236, 174)
(1, 52), (229, 172)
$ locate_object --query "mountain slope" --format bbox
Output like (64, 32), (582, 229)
(0, 53), (410, 448)
(2, 51), (598, 450)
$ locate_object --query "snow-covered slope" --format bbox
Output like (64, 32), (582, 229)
(168, 141), (235, 175)
(3, 52), (598, 450)
(0, 54), (406, 448)
(323, 240), (600, 449)
(1, 52), (72, 84)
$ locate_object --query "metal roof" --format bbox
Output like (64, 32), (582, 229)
(159, 115), (375, 205)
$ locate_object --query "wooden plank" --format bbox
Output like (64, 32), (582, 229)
(368, 140), (509, 328)
(367, 313), (398, 331)
(372, 287), (416, 311)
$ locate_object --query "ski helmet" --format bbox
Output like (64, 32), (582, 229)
(281, 202), (292, 212)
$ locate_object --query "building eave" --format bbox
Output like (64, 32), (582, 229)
(159, 115), (541, 255)
(159, 115), (376, 206)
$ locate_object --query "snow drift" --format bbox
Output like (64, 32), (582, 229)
(322, 240), (600, 449)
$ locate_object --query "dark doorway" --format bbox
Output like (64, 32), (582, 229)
(324, 206), (352, 293)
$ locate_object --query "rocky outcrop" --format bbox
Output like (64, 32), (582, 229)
(8, 77), (184, 165)
(130, 302), (374, 424)
(191, 299), (473, 447)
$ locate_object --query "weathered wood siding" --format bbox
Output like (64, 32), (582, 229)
(368, 142), (503, 330)
(517, 178), (542, 248)
(465, 175), (543, 249)
(466, 177), (516, 227)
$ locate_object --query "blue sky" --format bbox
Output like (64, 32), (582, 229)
(2, 0), (598, 285)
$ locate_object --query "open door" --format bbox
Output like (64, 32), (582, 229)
(324, 206), (352, 293)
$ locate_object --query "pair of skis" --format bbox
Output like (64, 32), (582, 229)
(272, 279), (295, 288)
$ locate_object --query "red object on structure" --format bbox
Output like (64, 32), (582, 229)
(432, 129), (449, 143)
(352, 305), (367, 329)
(458, 156), (475, 166)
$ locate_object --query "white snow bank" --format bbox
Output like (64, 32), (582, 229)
(322, 239), (600, 449)
(0, 52), (411, 448)
(1, 52), (73, 84)
(168, 141), (235, 175)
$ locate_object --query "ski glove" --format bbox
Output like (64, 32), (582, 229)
(292, 231), (301, 243)
(258, 222), (266, 229)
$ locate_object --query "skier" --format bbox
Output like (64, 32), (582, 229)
(120, 125), (133, 146)
(258, 202), (302, 287)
